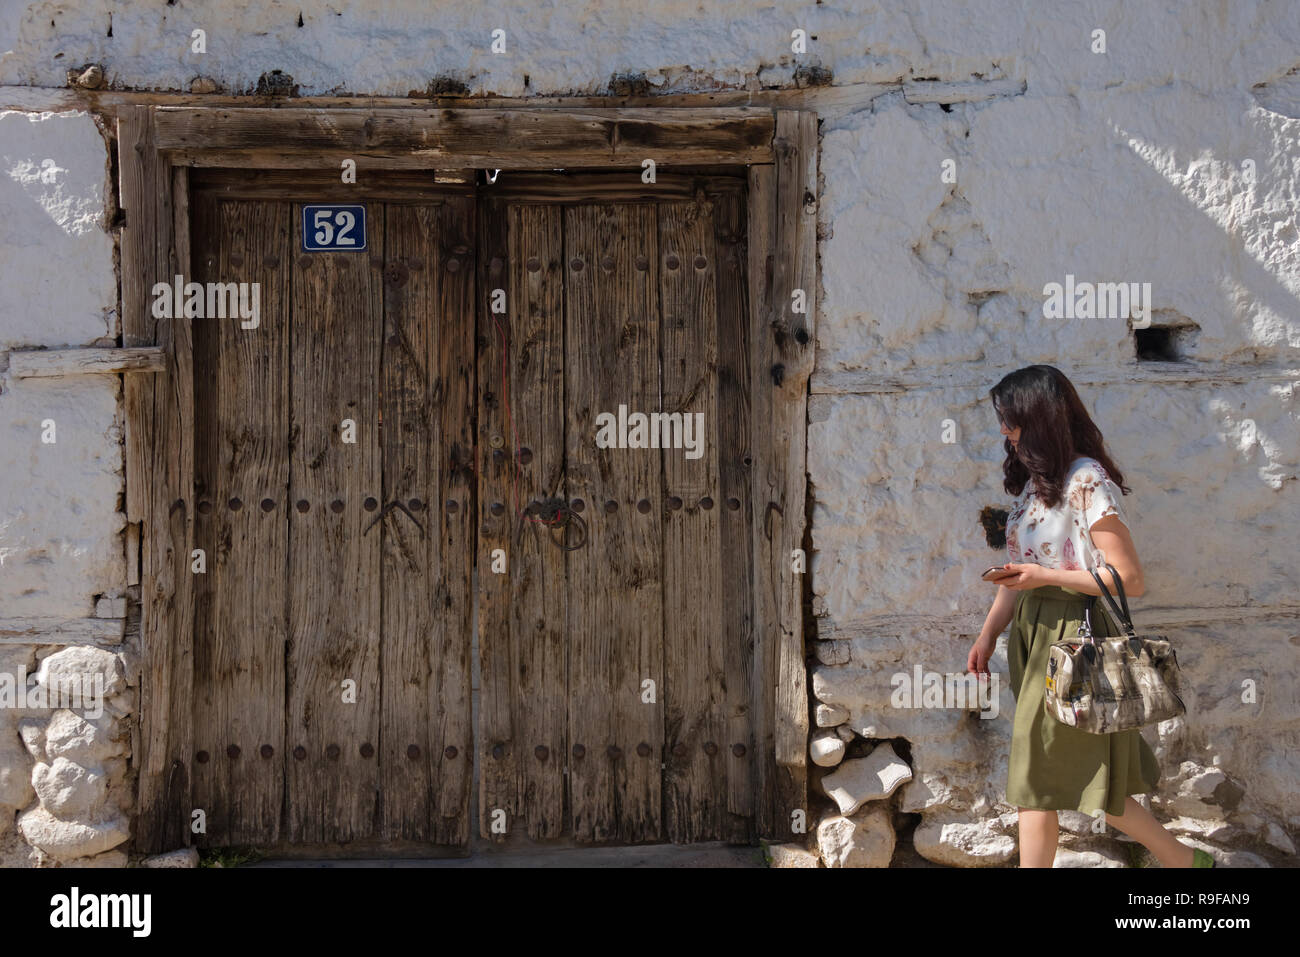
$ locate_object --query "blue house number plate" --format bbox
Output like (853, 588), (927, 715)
(302, 205), (367, 252)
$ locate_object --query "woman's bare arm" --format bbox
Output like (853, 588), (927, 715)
(968, 584), (1018, 675)
(981, 583), (1019, 638)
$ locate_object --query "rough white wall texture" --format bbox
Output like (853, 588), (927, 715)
(0, 106), (128, 866)
(0, 0), (1297, 867)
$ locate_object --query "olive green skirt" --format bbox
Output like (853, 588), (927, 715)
(1007, 585), (1161, 817)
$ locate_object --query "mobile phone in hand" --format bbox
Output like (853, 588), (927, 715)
(982, 565), (1017, 582)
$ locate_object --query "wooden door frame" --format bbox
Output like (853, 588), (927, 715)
(117, 104), (817, 853)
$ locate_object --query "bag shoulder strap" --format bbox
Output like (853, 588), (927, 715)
(1088, 564), (1136, 634)
(1105, 561), (1133, 622)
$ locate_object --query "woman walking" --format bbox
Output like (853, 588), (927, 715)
(966, 365), (1214, 868)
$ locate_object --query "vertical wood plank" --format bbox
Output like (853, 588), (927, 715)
(477, 199), (568, 841)
(379, 200), (475, 845)
(119, 107), (154, 527)
(713, 186), (757, 839)
(659, 195), (725, 842)
(475, 197), (520, 839)
(773, 111), (816, 779)
(286, 203), (383, 843)
(565, 203), (663, 843)
(747, 163), (779, 839)
(125, 522), (141, 586)
(431, 194), (477, 845)
(748, 111), (816, 840)
(377, 203), (434, 841)
(121, 105), (195, 853)
(190, 197), (290, 845)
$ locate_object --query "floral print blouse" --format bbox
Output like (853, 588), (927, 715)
(1005, 457), (1128, 571)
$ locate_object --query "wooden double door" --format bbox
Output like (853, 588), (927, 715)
(190, 170), (759, 849)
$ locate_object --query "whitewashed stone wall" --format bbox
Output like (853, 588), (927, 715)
(0, 108), (132, 866)
(1, 1), (1296, 867)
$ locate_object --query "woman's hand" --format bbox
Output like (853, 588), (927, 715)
(966, 633), (997, 677)
(995, 562), (1051, 591)
(970, 584), (1016, 678)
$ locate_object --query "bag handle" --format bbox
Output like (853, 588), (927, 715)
(1088, 563), (1136, 635)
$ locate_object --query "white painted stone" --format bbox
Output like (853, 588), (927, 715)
(913, 812), (1016, 867)
(17, 806), (129, 861)
(1058, 809), (1107, 835)
(817, 805), (895, 868)
(32, 756), (107, 819)
(814, 702), (849, 727)
(32, 646), (125, 699)
(764, 843), (819, 869)
(821, 742), (913, 814)
(809, 730), (846, 767)
(1165, 817), (1238, 842)
(42, 709), (124, 765)
(1053, 847), (1127, 868)
(142, 848), (201, 868)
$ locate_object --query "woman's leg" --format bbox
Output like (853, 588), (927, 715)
(1017, 808), (1060, 867)
(1104, 797), (1196, 867)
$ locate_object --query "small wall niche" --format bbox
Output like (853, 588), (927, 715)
(1134, 313), (1200, 361)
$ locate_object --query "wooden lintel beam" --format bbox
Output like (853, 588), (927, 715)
(152, 107), (776, 167)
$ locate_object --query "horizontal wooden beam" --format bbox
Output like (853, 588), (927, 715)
(0, 617), (125, 645)
(810, 360), (1300, 395)
(0, 80), (882, 116)
(1, 79), (1030, 129)
(7, 346), (166, 378)
(153, 107), (776, 168)
(187, 167), (745, 202)
(190, 167), (475, 200)
(902, 78), (1027, 103)
(482, 169), (744, 203)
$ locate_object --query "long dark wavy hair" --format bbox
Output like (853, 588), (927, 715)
(990, 365), (1130, 509)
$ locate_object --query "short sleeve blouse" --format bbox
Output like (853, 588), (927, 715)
(1005, 457), (1129, 571)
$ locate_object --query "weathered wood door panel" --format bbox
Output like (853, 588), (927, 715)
(377, 200), (476, 843)
(285, 201), (385, 843)
(476, 200), (569, 839)
(191, 185), (475, 847)
(564, 202), (665, 843)
(659, 192), (755, 843)
(476, 174), (757, 845)
(191, 197), (291, 844)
